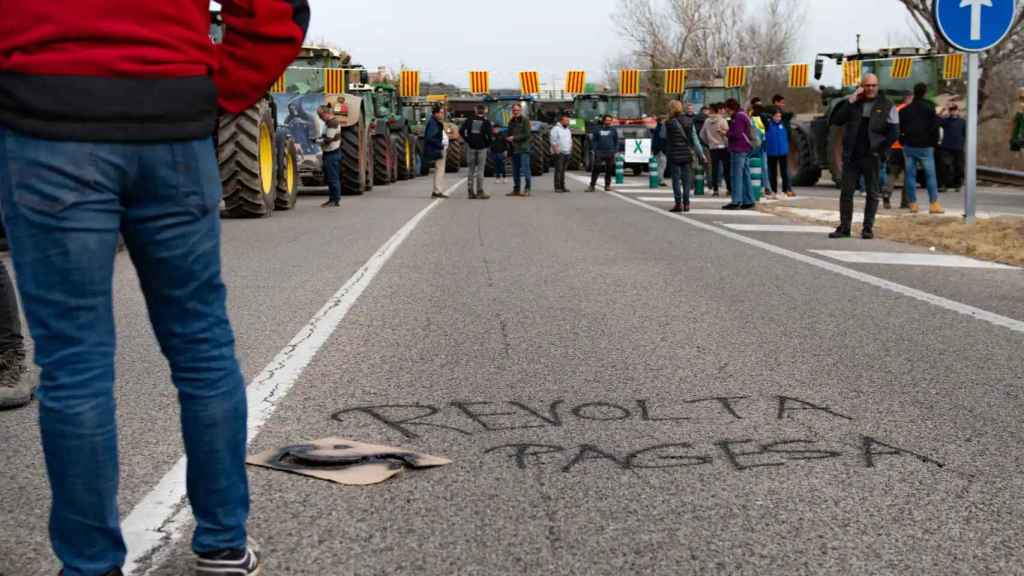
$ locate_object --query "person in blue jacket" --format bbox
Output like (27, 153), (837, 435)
(423, 106), (449, 198)
(764, 110), (794, 198)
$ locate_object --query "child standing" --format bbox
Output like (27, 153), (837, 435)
(765, 111), (795, 198)
(490, 126), (508, 184)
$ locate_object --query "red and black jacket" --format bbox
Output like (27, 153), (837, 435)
(0, 0), (309, 142)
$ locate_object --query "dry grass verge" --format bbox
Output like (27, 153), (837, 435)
(758, 205), (1024, 267)
(873, 216), (1024, 267)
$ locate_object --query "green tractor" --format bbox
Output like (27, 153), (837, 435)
(482, 96), (551, 177)
(681, 80), (743, 110)
(346, 80), (417, 185)
(570, 94), (655, 174)
(211, 10), (302, 217)
(400, 96), (435, 176)
(789, 47), (950, 187)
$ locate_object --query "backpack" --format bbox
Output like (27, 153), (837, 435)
(748, 117), (763, 150)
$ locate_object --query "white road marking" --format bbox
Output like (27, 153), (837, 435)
(122, 178), (466, 576)
(720, 224), (837, 233)
(684, 210), (775, 217)
(601, 186), (1024, 334)
(810, 251), (1018, 270)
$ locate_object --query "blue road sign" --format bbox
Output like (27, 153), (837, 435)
(933, 0), (1017, 52)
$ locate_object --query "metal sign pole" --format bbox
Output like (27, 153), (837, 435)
(964, 52), (980, 225)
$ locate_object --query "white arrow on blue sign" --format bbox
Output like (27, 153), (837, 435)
(933, 0), (1017, 52)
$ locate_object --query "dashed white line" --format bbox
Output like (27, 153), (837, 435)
(810, 250), (1017, 270)
(121, 178), (466, 575)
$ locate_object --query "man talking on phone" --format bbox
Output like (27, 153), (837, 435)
(828, 73), (899, 240)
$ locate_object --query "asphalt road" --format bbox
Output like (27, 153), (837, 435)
(1, 170), (1022, 576)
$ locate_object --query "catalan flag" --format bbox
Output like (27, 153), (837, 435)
(468, 71), (489, 95)
(519, 71), (540, 95)
(891, 58), (914, 80)
(399, 70), (420, 98)
(943, 53), (964, 80)
(270, 74), (287, 94)
(664, 68), (686, 94)
(842, 60), (862, 87)
(564, 70), (586, 94)
(324, 68), (345, 94)
(725, 66), (747, 88)
(619, 69), (641, 95)
(788, 64), (810, 88)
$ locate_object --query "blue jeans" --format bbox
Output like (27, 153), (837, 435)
(323, 148), (342, 202)
(0, 128), (249, 576)
(671, 162), (691, 205)
(903, 146), (939, 204)
(491, 151), (506, 178)
(730, 151), (754, 205)
(512, 152), (531, 190)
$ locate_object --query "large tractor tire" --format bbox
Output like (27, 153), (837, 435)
(570, 135), (585, 170)
(274, 132), (301, 210)
(373, 134), (392, 186)
(446, 139), (464, 173)
(529, 134), (545, 176)
(340, 121), (368, 195)
(542, 131), (552, 173)
(788, 124), (822, 187)
(582, 138), (593, 172)
(219, 99), (276, 218)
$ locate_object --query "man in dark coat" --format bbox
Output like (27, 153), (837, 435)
(423, 106), (449, 198)
(829, 73), (899, 240)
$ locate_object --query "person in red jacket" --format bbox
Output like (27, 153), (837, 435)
(0, 2), (308, 575)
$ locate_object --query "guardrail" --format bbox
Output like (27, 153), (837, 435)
(978, 166), (1024, 187)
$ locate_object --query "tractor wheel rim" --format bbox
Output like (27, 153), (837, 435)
(405, 140), (411, 169)
(259, 123), (274, 195)
(286, 149), (295, 193)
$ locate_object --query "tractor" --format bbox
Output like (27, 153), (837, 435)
(681, 80), (743, 110)
(477, 96), (551, 177)
(402, 95), (463, 175)
(348, 82), (416, 184)
(788, 46), (950, 187)
(570, 94), (655, 175)
(211, 10), (302, 217)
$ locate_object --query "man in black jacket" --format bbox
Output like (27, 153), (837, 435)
(459, 105), (493, 199)
(829, 74), (899, 240)
(587, 115), (619, 192)
(900, 82), (943, 214)
(937, 105), (966, 193)
(424, 106), (449, 198)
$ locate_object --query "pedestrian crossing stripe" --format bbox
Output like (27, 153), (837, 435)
(725, 66), (747, 88)
(788, 64), (810, 88)
(469, 71), (489, 95)
(324, 68), (345, 94)
(891, 58), (914, 80)
(943, 53), (964, 80)
(619, 69), (641, 95)
(664, 68), (686, 94)
(842, 60), (862, 87)
(270, 74), (287, 94)
(564, 70), (586, 94)
(519, 71), (540, 95)
(399, 70), (420, 98)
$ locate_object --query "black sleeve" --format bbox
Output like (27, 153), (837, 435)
(831, 100), (852, 127)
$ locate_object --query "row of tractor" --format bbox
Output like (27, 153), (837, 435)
(212, 7), (954, 221)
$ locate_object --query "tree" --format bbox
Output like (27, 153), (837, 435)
(612, 0), (806, 102)
(895, 0), (1024, 119)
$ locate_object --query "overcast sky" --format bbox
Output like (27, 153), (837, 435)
(303, 0), (921, 88)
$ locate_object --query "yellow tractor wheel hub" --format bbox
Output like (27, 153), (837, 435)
(286, 148), (295, 193)
(259, 123), (274, 195)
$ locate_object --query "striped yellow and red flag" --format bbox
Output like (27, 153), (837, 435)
(664, 68), (687, 94)
(788, 64), (810, 88)
(324, 68), (345, 94)
(619, 69), (641, 95)
(724, 66), (747, 88)
(891, 58), (914, 80)
(270, 73), (287, 94)
(519, 71), (540, 95)
(399, 70), (420, 98)
(842, 60), (862, 87)
(943, 53), (964, 80)
(468, 71), (489, 95)
(564, 70), (586, 94)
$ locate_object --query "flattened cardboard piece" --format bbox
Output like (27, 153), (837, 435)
(246, 437), (451, 486)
